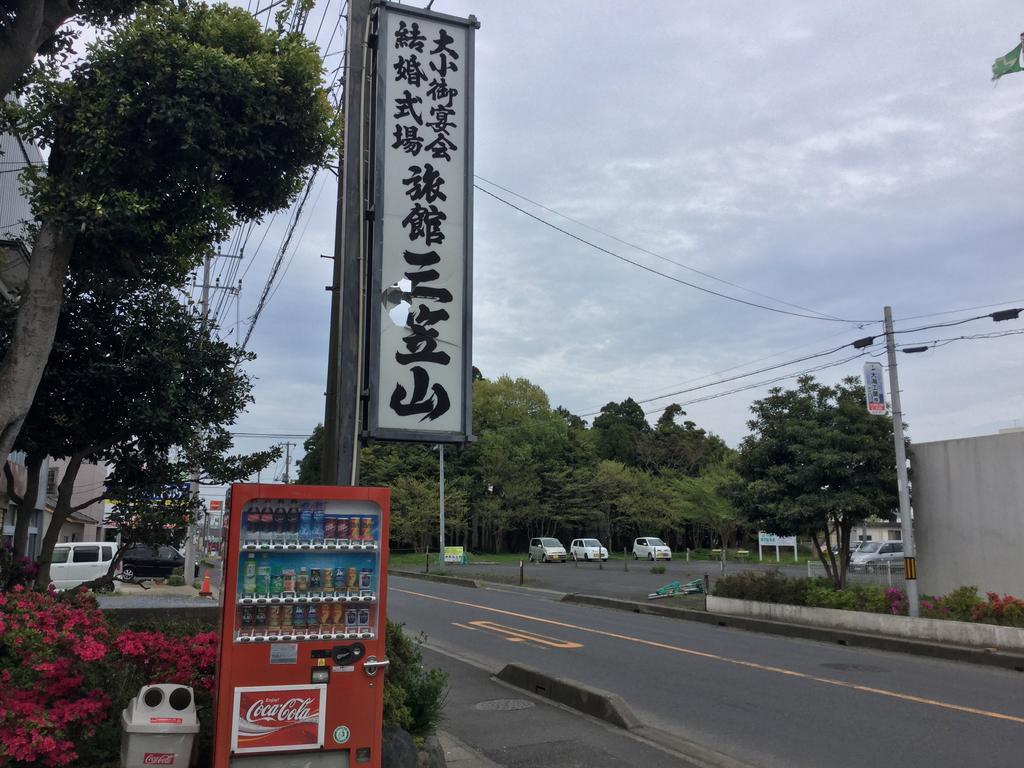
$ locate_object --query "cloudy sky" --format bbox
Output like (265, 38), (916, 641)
(206, 1), (1024, 495)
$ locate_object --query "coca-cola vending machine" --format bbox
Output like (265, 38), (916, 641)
(213, 484), (390, 768)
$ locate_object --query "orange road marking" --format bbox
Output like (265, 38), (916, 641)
(396, 587), (1024, 726)
(467, 619), (583, 649)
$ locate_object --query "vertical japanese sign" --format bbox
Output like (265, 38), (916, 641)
(862, 362), (887, 415)
(369, 3), (477, 442)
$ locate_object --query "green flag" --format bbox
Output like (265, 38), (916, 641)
(992, 42), (1023, 81)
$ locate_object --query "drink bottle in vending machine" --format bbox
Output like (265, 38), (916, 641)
(214, 484), (390, 768)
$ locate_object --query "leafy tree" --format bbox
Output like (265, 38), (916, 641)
(638, 403), (731, 476)
(735, 376), (902, 587)
(296, 424), (324, 485)
(592, 397), (649, 465)
(0, 275), (276, 587)
(0, 2), (336, 467)
(0, 0), (145, 100)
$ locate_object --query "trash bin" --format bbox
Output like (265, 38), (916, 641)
(120, 684), (200, 767)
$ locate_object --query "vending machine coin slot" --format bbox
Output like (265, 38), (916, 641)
(332, 642), (366, 666)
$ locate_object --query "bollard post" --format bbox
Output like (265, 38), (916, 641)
(519, 560), (524, 585)
(686, 547), (690, 563)
(425, 547), (429, 574)
(703, 573), (710, 593)
(599, 554), (603, 570)
(624, 548), (628, 572)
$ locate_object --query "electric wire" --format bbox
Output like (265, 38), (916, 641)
(474, 184), (871, 324)
(474, 175), (848, 322)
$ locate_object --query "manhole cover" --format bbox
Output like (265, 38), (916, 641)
(821, 663), (887, 673)
(473, 698), (535, 711)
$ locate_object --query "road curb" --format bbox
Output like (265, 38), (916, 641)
(562, 593), (1024, 672)
(388, 570), (479, 588)
(494, 662), (640, 730)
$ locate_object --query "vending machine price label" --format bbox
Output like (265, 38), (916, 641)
(269, 644), (298, 665)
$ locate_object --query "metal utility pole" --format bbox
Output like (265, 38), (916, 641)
(282, 441), (296, 484)
(185, 254), (212, 583)
(883, 306), (920, 617)
(323, 0), (372, 486)
(438, 445), (445, 564)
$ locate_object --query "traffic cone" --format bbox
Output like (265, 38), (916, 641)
(199, 572), (213, 597)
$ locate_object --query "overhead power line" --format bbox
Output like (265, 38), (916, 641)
(474, 175), (848, 322)
(474, 184), (870, 324)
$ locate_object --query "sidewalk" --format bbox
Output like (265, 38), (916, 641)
(421, 647), (699, 768)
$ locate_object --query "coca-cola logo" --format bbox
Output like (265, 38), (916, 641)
(245, 697), (316, 724)
(143, 755), (175, 765)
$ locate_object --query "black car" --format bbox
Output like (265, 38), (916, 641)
(119, 543), (185, 581)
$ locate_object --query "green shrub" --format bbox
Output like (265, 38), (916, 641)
(384, 620), (448, 737)
(942, 586), (984, 621)
(713, 570), (814, 605)
(165, 575), (185, 586)
(650, 565), (666, 574)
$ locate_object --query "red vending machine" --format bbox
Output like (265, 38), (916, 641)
(213, 484), (390, 768)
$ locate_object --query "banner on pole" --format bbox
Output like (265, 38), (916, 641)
(863, 362), (887, 415)
(367, 3), (478, 444)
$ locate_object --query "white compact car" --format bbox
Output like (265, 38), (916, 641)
(49, 541), (117, 591)
(569, 538), (609, 561)
(632, 537), (672, 561)
(528, 537), (567, 563)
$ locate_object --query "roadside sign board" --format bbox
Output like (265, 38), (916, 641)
(863, 362), (887, 415)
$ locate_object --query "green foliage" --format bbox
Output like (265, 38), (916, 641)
(714, 570), (815, 606)
(592, 397), (649, 465)
(735, 376), (903, 587)
(9, 1), (336, 284)
(296, 424), (324, 484)
(650, 564), (666, 574)
(383, 621), (448, 737)
(164, 575), (185, 586)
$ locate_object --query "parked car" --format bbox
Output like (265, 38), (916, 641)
(569, 538), (608, 561)
(849, 540), (903, 571)
(119, 543), (185, 581)
(50, 541), (117, 592)
(633, 537), (672, 561)
(528, 537), (567, 563)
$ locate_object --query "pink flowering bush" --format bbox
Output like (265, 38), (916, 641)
(0, 587), (111, 766)
(114, 629), (219, 694)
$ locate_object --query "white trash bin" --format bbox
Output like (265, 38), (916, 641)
(120, 684), (200, 767)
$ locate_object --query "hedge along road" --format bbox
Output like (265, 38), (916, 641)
(392, 556), (811, 602)
(388, 575), (1024, 768)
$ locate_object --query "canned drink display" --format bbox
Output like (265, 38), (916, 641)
(274, 506), (286, 534)
(282, 568), (295, 593)
(324, 516), (337, 539)
(307, 605), (321, 631)
(287, 505), (300, 535)
(322, 566), (334, 593)
(346, 566), (358, 592)
(267, 604), (281, 631)
(292, 604), (305, 631)
(345, 608), (359, 632)
(359, 568), (372, 591)
(318, 603), (332, 628)
(240, 606), (254, 633)
(309, 568), (322, 592)
(279, 604), (293, 631)
(260, 507), (274, 542)
(334, 567), (346, 592)
(337, 517), (350, 542)
(312, 504), (325, 542)
(296, 567), (309, 594)
(360, 516), (374, 542)
(331, 602), (345, 627)
(254, 606), (267, 632)
(270, 567), (283, 596)
(357, 607), (370, 629)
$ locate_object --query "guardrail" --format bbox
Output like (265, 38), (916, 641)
(807, 560), (906, 588)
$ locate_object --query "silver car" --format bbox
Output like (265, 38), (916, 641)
(850, 540), (903, 571)
(528, 537), (567, 563)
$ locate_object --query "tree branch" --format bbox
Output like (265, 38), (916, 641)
(70, 493), (107, 513)
(3, 460), (23, 506)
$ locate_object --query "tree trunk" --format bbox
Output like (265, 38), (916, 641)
(12, 452), (43, 558)
(0, 222), (75, 464)
(0, 1), (67, 101)
(34, 452), (82, 589)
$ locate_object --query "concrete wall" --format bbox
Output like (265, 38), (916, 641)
(912, 431), (1024, 597)
(707, 595), (1024, 651)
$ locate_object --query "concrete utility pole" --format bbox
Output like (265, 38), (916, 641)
(282, 441), (296, 484)
(185, 254), (212, 584)
(323, 0), (372, 486)
(438, 445), (445, 564)
(883, 306), (920, 617)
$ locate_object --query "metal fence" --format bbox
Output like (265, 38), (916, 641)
(806, 560), (906, 590)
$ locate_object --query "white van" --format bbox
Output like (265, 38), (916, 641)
(50, 542), (117, 592)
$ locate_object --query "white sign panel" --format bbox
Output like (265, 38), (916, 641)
(862, 362), (887, 415)
(369, 4), (477, 442)
(758, 532), (797, 547)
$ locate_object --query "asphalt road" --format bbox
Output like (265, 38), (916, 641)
(388, 574), (1024, 768)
